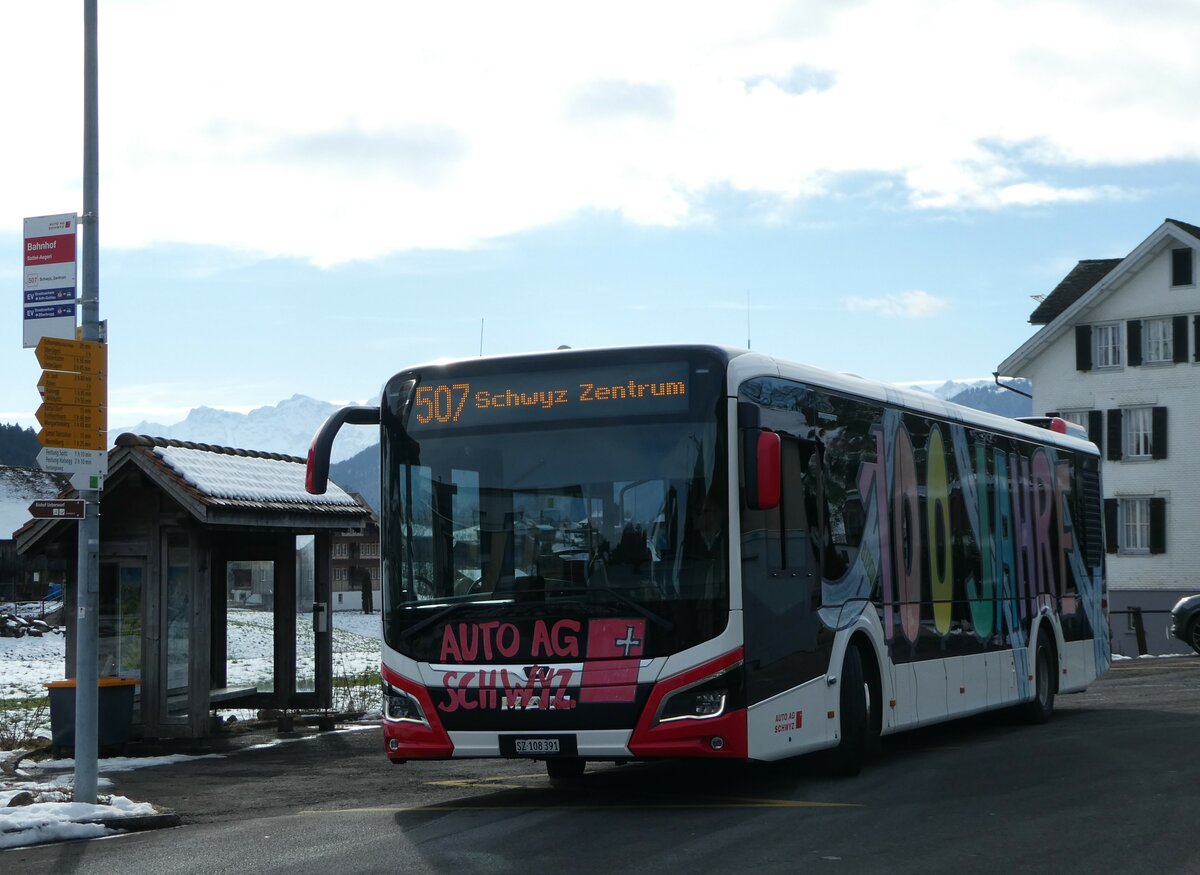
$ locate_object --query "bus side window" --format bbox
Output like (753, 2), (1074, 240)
(780, 436), (809, 573)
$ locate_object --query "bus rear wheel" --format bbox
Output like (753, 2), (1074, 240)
(1022, 628), (1056, 725)
(546, 757), (586, 783)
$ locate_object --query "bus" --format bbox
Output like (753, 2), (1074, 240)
(306, 344), (1109, 778)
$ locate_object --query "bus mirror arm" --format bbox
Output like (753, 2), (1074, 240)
(306, 405), (380, 495)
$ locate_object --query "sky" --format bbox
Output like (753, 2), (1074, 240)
(4, 0), (1200, 430)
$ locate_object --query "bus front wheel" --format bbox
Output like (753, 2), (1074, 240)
(830, 646), (870, 777)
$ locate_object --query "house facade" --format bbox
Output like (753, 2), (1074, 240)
(997, 219), (1200, 656)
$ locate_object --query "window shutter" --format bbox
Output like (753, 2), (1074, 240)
(1152, 406), (1168, 459)
(1106, 409), (1122, 461)
(1075, 325), (1092, 371)
(1104, 499), (1118, 554)
(1149, 497), (1167, 555)
(1194, 315), (1200, 363)
(1087, 410), (1103, 449)
(1126, 319), (1142, 367)
(1173, 316), (1189, 363)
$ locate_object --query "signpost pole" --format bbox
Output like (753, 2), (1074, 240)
(74, 0), (101, 805)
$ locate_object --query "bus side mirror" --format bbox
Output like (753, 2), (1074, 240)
(744, 429), (781, 511)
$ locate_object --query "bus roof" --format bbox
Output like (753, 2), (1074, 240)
(385, 344), (1098, 457)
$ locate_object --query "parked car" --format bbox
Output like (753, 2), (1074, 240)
(1169, 595), (1200, 655)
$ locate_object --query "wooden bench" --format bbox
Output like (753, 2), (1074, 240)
(208, 686), (258, 708)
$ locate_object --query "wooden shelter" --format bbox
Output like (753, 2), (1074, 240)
(16, 433), (372, 739)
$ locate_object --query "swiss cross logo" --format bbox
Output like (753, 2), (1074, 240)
(579, 619), (645, 703)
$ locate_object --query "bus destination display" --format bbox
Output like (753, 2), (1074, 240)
(408, 363), (690, 429)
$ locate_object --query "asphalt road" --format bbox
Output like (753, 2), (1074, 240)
(6, 657), (1199, 874)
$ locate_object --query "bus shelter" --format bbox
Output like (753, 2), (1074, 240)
(16, 433), (372, 740)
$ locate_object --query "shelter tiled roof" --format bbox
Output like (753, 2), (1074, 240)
(1028, 258), (1123, 325)
(113, 433), (364, 515)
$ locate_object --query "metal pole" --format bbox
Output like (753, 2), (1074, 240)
(74, 0), (101, 804)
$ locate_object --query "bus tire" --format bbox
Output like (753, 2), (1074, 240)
(546, 757), (586, 783)
(1022, 628), (1056, 725)
(830, 646), (868, 777)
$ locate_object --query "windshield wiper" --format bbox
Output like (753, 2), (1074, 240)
(398, 597), (512, 640)
(549, 585), (674, 632)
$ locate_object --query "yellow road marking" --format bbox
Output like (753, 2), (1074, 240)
(303, 797), (859, 815)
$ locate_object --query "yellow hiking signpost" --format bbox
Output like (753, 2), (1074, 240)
(33, 336), (108, 467)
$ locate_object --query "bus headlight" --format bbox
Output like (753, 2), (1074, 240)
(654, 662), (744, 724)
(658, 687), (728, 722)
(383, 682), (429, 725)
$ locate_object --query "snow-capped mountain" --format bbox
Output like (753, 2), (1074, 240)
(906, 378), (1033, 418)
(112, 394), (378, 464)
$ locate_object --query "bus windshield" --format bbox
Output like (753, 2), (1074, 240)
(382, 420), (728, 660)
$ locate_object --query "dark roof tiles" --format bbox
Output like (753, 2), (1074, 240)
(1028, 258), (1123, 325)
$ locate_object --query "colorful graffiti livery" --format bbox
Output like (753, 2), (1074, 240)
(826, 408), (1105, 662)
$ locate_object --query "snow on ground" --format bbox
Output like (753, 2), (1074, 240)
(0, 630), (66, 701)
(0, 794), (159, 850)
(1, 610), (380, 702)
(1, 610), (381, 743)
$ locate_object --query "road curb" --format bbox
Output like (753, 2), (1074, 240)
(91, 810), (182, 833)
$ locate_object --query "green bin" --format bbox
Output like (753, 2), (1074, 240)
(44, 677), (140, 756)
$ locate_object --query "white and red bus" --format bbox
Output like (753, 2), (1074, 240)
(307, 345), (1109, 779)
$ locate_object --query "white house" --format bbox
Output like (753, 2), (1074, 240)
(997, 218), (1200, 656)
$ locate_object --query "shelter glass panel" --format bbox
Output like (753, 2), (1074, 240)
(296, 536), (316, 694)
(164, 533), (192, 718)
(225, 560), (275, 694)
(98, 562), (143, 680)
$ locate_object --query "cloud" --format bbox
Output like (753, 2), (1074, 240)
(744, 65), (836, 96)
(565, 80), (675, 123)
(4, 0), (1200, 264)
(272, 126), (468, 186)
(845, 290), (948, 319)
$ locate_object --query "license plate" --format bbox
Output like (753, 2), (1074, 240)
(514, 738), (559, 755)
(500, 735), (577, 757)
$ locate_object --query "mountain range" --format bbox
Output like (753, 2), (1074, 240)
(112, 394), (378, 465)
(102, 379), (1031, 512)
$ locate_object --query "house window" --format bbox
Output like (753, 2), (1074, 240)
(1107, 407), (1167, 462)
(1126, 606), (1143, 633)
(1143, 317), (1173, 363)
(359, 541), (379, 559)
(1172, 248), (1194, 287)
(1123, 407), (1154, 458)
(1105, 496), (1166, 555)
(1093, 323), (1122, 368)
(332, 542), (349, 559)
(1120, 498), (1151, 553)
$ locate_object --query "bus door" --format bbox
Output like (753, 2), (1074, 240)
(740, 432), (826, 705)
